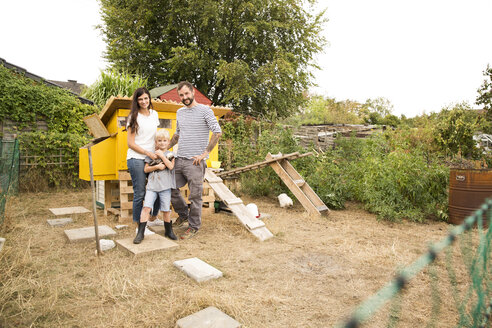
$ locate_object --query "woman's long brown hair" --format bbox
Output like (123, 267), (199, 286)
(126, 87), (153, 134)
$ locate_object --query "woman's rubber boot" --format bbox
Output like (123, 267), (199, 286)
(133, 222), (147, 244)
(164, 221), (177, 240)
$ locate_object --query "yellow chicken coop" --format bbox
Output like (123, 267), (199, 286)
(79, 96), (230, 221)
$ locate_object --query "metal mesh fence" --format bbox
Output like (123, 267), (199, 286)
(0, 139), (19, 225)
(335, 198), (492, 327)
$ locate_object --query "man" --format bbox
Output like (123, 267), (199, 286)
(167, 81), (222, 239)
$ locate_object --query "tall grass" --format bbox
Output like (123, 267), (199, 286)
(81, 69), (148, 108)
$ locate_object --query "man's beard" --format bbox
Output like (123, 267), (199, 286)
(183, 97), (194, 106)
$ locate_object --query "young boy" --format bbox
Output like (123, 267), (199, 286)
(138, 129), (177, 241)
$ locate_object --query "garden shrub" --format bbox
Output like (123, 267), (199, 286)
(219, 115), (450, 222)
(0, 65), (97, 190)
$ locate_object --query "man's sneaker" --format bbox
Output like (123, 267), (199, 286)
(174, 217), (188, 229)
(180, 227), (198, 240)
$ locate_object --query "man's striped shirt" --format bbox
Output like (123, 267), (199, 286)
(175, 104), (221, 159)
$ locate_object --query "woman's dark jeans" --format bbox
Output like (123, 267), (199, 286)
(127, 158), (159, 223)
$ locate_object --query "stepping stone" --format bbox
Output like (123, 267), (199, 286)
(147, 224), (164, 235)
(64, 225), (116, 243)
(176, 306), (241, 328)
(116, 234), (178, 256)
(115, 225), (128, 230)
(49, 206), (90, 216)
(47, 217), (73, 227)
(0, 237), (5, 253)
(174, 257), (223, 282)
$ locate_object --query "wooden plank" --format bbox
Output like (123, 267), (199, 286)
(266, 153), (320, 216)
(217, 152), (313, 177)
(83, 113), (110, 139)
(280, 159), (304, 180)
(227, 204), (265, 229)
(104, 180), (112, 216)
(204, 169), (272, 241)
(120, 202), (133, 210)
(119, 171), (132, 180)
(107, 207), (120, 216)
(120, 185), (134, 194)
(250, 227), (274, 241)
(293, 179), (305, 187)
(224, 198), (243, 206)
(280, 159), (327, 209)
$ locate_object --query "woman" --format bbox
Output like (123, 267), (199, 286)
(126, 87), (159, 244)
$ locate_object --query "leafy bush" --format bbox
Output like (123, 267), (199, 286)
(0, 65), (97, 190)
(432, 103), (484, 158)
(219, 115), (450, 222)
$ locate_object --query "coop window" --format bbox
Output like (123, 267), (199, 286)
(159, 119), (171, 129)
(117, 117), (127, 128)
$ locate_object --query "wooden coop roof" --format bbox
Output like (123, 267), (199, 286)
(98, 96), (231, 125)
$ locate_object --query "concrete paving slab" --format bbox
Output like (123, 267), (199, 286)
(49, 206), (90, 216)
(47, 217), (73, 227)
(174, 257), (223, 282)
(116, 234), (178, 256)
(147, 224), (164, 235)
(64, 225), (116, 243)
(176, 306), (241, 328)
(115, 225), (129, 230)
(0, 237), (5, 253)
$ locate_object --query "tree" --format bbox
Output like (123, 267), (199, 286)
(433, 103), (482, 158)
(360, 97), (394, 124)
(98, 0), (326, 118)
(476, 64), (492, 120)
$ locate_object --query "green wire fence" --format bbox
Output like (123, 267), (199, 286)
(336, 198), (492, 328)
(0, 139), (19, 225)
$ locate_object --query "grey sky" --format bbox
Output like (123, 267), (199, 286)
(2, 0), (491, 117)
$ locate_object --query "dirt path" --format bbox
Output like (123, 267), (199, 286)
(0, 190), (472, 327)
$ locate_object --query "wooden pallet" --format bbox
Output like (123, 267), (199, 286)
(178, 181), (215, 215)
(204, 169), (273, 241)
(105, 170), (215, 221)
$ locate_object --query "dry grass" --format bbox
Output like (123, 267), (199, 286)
(0, 189), (482, 327)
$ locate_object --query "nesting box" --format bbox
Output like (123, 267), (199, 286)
(79, 96), (230, 220)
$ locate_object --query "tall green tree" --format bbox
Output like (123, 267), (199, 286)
(476, 64), (492, 120)
(98, 0), (326, 118)
(433, 103), (482, 158)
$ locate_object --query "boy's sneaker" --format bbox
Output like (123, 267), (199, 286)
(174, 217), (188, 228)
(180, 227), (198, 240)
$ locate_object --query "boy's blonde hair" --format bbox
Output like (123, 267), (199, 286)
(155, 129), (170, 140)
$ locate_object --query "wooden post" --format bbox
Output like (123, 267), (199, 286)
(88, 146), (102, 256)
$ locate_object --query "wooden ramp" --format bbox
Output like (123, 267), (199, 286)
(217, 152), (329, 217)
(266, 153), (330, 216)
(204, 169), (273, 241)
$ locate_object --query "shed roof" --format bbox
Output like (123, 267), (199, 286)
(48, 79), (86, 95)
(0, 57), (94, 105)
(99, 96), (231, 125)
(149, 84), (178, 98)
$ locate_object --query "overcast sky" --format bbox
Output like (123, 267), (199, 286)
(1, 0), (491, 117)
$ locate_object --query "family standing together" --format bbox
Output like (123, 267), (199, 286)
(125, 82), (222, 244)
